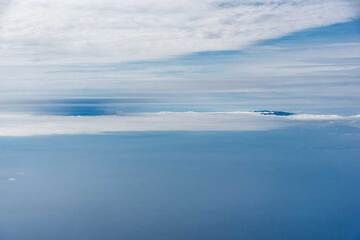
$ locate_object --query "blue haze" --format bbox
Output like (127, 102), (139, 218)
(1, 126), (360, 240)
(0, 15), (359, 240)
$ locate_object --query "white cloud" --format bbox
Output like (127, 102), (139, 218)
(0, 112), (282, 136)
(287, 113), (360, 121)
(0, 0), (358, 113)
(0, 111), (359, 136)
(0, 0), (358, 65)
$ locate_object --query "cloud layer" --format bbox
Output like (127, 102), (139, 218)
(0, 0), (358, 64)
(0, 111), (359, 136)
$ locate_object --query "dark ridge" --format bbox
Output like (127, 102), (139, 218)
(6, 98), (156, 116)
(254, 110), (295, 116)
(43, 105), (117, 116)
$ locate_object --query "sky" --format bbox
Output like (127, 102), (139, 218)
(0, 0), (359, 135)
(1, 3), (360, 238)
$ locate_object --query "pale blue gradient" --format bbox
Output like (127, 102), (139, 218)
(1, 7), (359, 240)
(1, 126), (360, 240)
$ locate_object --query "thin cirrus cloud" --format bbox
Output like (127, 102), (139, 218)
(0, 0), (358, 65)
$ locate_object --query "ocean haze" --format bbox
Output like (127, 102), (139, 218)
(1, 127), (360, 240)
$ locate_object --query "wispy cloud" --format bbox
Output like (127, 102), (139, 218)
(0, 0), (357, 65)
(0, 1), (359, 116)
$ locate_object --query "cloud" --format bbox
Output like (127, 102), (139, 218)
(0, 1), (359, 114)
(0, 111), (359, 136)
(0, 0), (357, 65)
(0, 112), (281, 136)
(287, 113), (360, 121)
